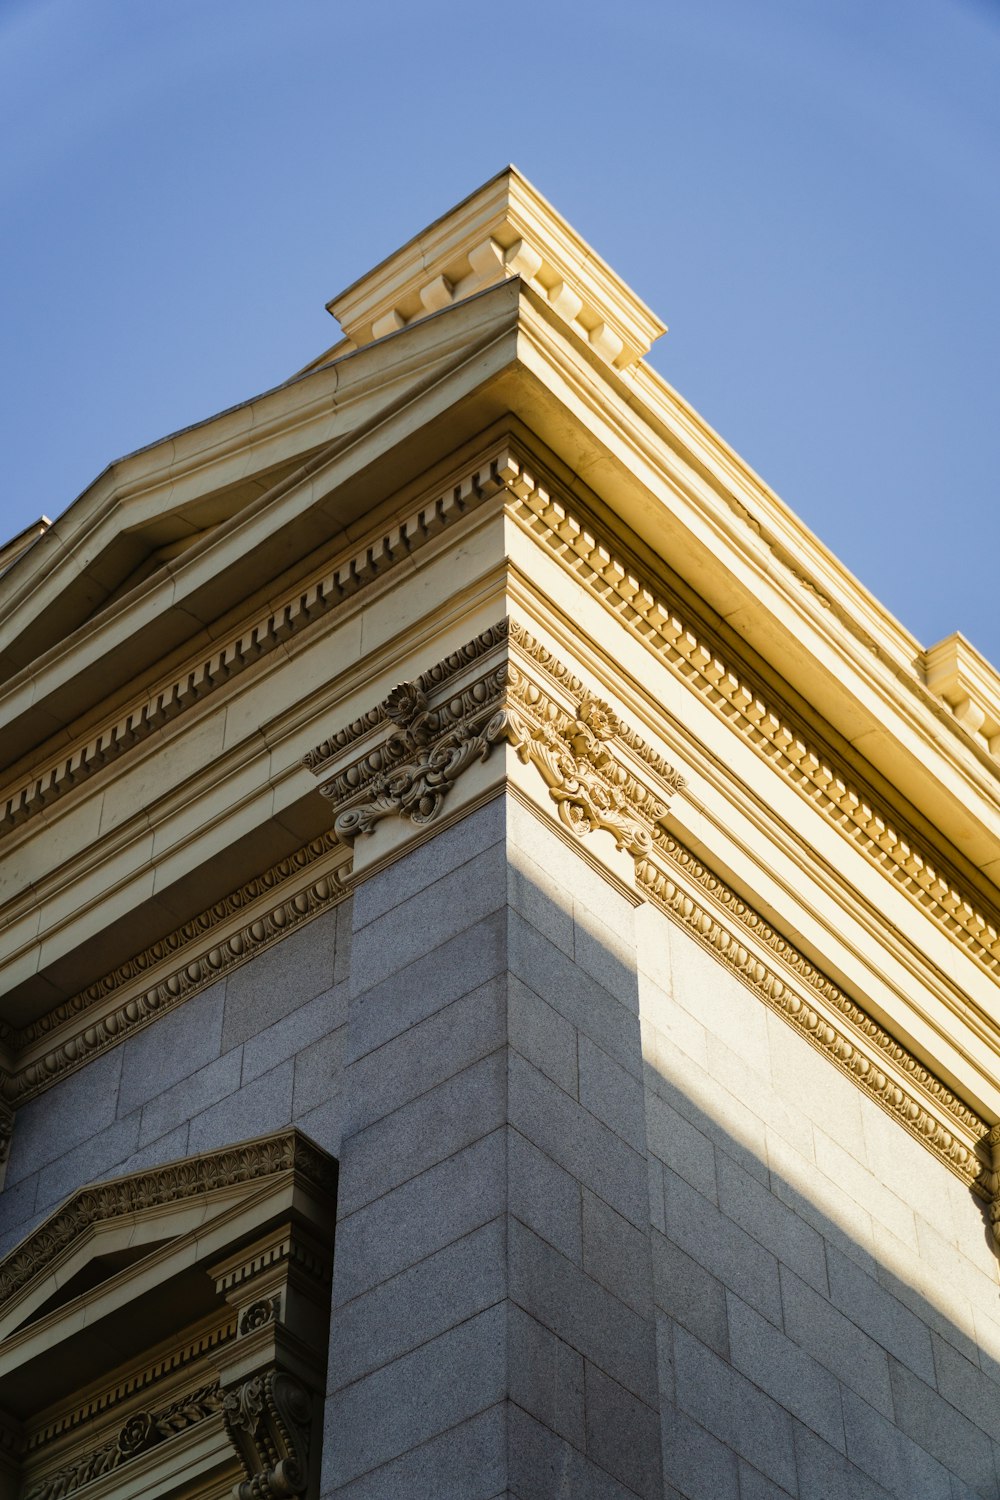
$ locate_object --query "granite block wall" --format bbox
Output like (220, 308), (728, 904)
(0, 894), (352, 1257)
(639, 900), (1000, 1500)
(3, 793), (999, 1500)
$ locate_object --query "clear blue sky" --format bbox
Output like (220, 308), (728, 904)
(2, 0), (997, 664)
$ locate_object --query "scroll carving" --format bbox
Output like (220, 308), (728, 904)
(223, 1370), (313, 1500)
(309, 620), (680, 862)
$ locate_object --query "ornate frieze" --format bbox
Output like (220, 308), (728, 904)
(23, 1384), (225, 1500)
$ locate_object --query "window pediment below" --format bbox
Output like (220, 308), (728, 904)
(0, 1129), (337, 1500)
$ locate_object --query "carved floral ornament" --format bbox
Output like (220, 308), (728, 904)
(307, 618), (680, 862)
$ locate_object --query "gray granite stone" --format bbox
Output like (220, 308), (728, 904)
(508, 1303), (585, 1450)
(352, 799), (504, 930)
(779, 1265), (893, 1420)
(115, 1122), (190, 1177)
(650, 1231), (729, 1360)
(582, 1190), (652, 1316)
(34, 1113), (141, 1215)
(792, 1425), (896, 1500)
(736, 1460), (797, 1500)
(508, 1053), (648, 1230)
(578, 1035), (646, 1154)
(337, 1050), (506, 1216)
(347, 909), (507, 1062)
(506, 1404), (638, 1500)
(584, 1361), (661, 1497)
(887, 1357), (997, 1494)
(117, 981), (225, 1116)
(508, 1128), (582, 1266)
(645, 1090), (718, 1204)
(222, 910), (339, 1050)
(660, 1405), (740, 1500)
(716, 1153), (828, 1296)
(662, 1167), (782, 1328)
(826, 1244), (936, 1386)
(931, 1331), (1000, 1442)
(138, 1048), (243, 1147)
(187, 1058), (293, 1154)
(673, 1327), (797, 1493)
(508, 976), (579, 1099)
(508, 911), (641, 1081)
(6, 1046), (123, 1184)
(727, 1293), (846, 1453)
(242, 980), (348, 1085)
(323, 1404), (507, 1500)
(333, 1129), (506, 1304)
(325, 1304), (506, 1487)
(509, 1217), (657, 1407)
(292, 1023), (347, 1118)
(841, 1387), (953, 1500)
(331, 1218), (505, 1388)
(506, 845), (575, 958)
(349, 843), (508, 994)
(344, 979), (506, 1137)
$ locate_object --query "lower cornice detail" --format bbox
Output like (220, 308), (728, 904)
(0, 1130), (336, 1312)
(0, 834), (352, 1112)
(23, 1383), (225, 1500)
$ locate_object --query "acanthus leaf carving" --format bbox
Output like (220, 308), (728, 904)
(310, 625), (676, 861)
(222, 1370), (312, 1500)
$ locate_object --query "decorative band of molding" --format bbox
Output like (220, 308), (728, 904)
(0, 837), (351, 1108)
(26, 1320), (237, 1456)
(501, 455), (1000, 979)
(302, 620), (992, 1212)
(0, 448), (515, 839)
(23, 1383), (225, 1500)
(635, 847), (988, 1196)
(0, 1129), (336, 1312)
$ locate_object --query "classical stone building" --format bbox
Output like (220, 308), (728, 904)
(1, 168), (999, 1500)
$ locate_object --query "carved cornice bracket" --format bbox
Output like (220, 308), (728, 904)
(222, 1370), (313, 1500)
(305, 619), (682, 868)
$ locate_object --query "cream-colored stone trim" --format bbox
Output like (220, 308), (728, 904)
(0, 834), (351, 1110)
(0, 447), (515, 836)
(499, 452), (1000, 978)
(327, 166), (665, 369)
(925, 632), (1000, 758)
(2, 1128), (336, 1500)
(0, 1128), (336, 1312)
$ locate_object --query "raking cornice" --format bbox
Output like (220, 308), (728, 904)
(0, 447), (516, 838)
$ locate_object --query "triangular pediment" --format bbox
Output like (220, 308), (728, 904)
(0, 1129), (337, 1419)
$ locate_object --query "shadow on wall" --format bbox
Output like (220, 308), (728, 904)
(620, 900), (1000, 1499)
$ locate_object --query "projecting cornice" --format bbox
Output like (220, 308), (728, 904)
(327, 165), (665, 369)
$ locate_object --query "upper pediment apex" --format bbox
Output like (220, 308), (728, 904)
(327, 165), (667, 370)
